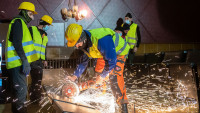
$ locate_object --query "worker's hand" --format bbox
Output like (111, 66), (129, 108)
(66, 75), (78, 82)
(95, 75), (104, 85)
(43, 61), (48, 67)
(22, 59), (31, 75)
(134, 47), (138, 52)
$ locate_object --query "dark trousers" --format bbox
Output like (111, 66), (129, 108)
(8, 66), (28, 113)
(127, 50), (135, 65)
(30, 60), (43, 102)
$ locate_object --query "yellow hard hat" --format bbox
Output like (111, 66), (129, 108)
(41, 15), (53, 25)
(65, 23), (83, 47)
(18, 2), (38, 14)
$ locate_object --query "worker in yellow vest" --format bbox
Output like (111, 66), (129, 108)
(5, 2), (38, 113)
(124, 13), (141, 66)
(65, 23), (130, 113)
(29, 15), (53, 103)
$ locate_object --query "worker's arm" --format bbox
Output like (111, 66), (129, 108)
(136, 26), (141, 48)
(40, 30), (48, 60)
(45, 46), (47, 60)
(29, 27), (33, 39)
(9, 19), (27, 61)
(43, 32), (47, 60)
(98, 35), (117, 78)
(74, 51), (89, 78)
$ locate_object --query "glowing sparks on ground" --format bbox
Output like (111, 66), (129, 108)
(40, 67), (198, 113)
(73, 88), (118, 113)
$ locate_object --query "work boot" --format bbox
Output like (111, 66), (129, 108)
(121, 104), (128, 113)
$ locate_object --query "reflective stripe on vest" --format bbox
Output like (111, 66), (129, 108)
(128, 37), (137, 40)
(114, 33), (119, 47)
(7, 41), (33, 51)
(7, 50), (37, 62)
(34, 43), (46, 48)
(5, 18), (39, 69)
(31, 26), (48, 60)
(34, 44), (46, 55)
(126, 36), (137, 49)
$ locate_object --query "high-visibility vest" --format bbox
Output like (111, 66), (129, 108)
(31, 26), (48, 60)
(126, 23), (138, 49)
(125, 35), (137, 49)
(86, 28), (130, 58)
(5, 18), (38, 69)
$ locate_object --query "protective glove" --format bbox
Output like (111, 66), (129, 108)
(22, 59), (31, 75)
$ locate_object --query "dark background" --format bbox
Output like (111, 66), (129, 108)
(0, 0), (199, 43)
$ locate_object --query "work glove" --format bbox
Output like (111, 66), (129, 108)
(22, 59), (31, 75)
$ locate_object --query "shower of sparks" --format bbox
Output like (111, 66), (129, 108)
(39, 64), (198, 113)
(73, 88), (118, 113)
(124, 64), (198, 113)
(36, 99), (50, 113)
(43, 69), (118, 113)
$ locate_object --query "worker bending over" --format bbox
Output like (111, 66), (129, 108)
(65, 23), (130, 113)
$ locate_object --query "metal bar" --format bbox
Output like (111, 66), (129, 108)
(53, 99), (96, 110)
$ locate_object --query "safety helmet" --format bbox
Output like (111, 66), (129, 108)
(18, 2), (37, 14)
(65, 23), (83, 47)
(41, 15), (53, 25)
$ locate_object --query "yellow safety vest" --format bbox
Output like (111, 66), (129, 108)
(31, 26), (48, 60)
(126, 23), (138, 49)
(5, 18), (38, 69)
(87, 28), (130, 58)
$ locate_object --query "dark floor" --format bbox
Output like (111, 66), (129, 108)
(0, 101), (54, 113)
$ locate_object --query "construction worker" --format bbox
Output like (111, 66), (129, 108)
(5, 2), (38, 113)
(29, 15), (53, 103)
(124, 13), (141, 66)
(65, 23), (130, 113)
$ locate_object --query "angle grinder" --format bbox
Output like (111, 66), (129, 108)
(61, 79), (106, 98)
